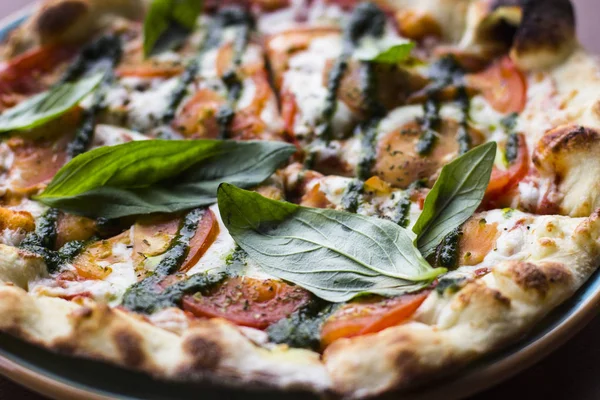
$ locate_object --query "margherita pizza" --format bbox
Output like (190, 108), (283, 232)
(0, 0), (598, 397)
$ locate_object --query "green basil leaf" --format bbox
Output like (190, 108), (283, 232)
(218, 183), (445, 302)
(0, 73), (103, 132)
(36, 140), (295, 219)
(144, 0), (202, 57)
(412, 142), (497, 257)
(355, 36), (414, 64)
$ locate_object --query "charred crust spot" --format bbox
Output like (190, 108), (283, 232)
(491, 0), (520, 10)
(513, 0), (575, 53)
(394, 349), (422, 386)
(183, 336), (221, 370)
(509, 261), (572, 296)
(114, 329), (146, 367)
(36, 0), (88, 37)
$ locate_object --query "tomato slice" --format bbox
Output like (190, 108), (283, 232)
(172, 89), (225, 138)
(116, 65), (184, 79)
(182, 277), (311, 329)
(458, 218), (500, 266)
(179, 209), (220, 272)
(467, 56), (527, 114)
(484, 133), (529, 206)
(4, 109), (82, 194)
(56, 213), (97, 249)
(132, 209), (219, 272)
(72, 230), (131, 280)
(0, 44), (75, 110)
(320, 292), (428, 348)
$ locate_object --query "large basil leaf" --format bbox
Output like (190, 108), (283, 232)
(144, 0), (202, 57)
(413, 142), (496, 257)
(355, 36), (414, 64)
(36, 140), (295, 218)
(218, 183), (445, 303)
(0, 73), (103, 132)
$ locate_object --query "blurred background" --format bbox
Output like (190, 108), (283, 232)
(2, 0), (599, 52)
(0, 0), (599, 399)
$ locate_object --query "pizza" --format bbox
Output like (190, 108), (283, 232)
(0, 0), (598, 397)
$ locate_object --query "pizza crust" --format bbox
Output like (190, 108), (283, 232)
(324, 210), (600, 397)
(0, 284), (331, 392)
(0, 0), (599, 398)
(1, 0), (145, 58)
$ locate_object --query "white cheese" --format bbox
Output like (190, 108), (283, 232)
(126, 77), (180, 132)
(8, 199), (48, 219)
(91, 124), (148, 148)
(0, 228), (27, 247)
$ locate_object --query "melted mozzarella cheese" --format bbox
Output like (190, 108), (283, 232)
(92, 124), (148, 148)
(0, 228), (27, 246)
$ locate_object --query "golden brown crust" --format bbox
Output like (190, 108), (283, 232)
(1, 0), (145, 58)
(533, 125), (600, 216)
(510, 0), (576, 70)
(458, 0), (576, 70)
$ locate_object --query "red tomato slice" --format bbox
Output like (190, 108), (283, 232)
(133, 209), (220, 272)
(172, 89), (225, 138)
(0, 44), (75, 110)
(4, 109), (82, 194)
(180, 209), (220, 272)
(182, 277), (311, 329)
(467, 56), (527, 114)
(281, 89), (298, 137)
(320, 292), (428, 348)
(484, 133), (529, 205)
(116, 65), (184, 79)
(72, 230), (131, 280)
(56, 213), (97, 249)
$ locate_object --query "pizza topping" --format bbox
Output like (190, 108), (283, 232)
(467, 56), (527, 115)
(320, 291), (428, 347)
(412, 142), (496, 257)
(218, 183), (444, 302)
(182, 276), (311, 329)
(122, 208), (209, 312)
(142, 0), (202, 58)
(0, 44), (76, 111)
(484, 133), (529, 208)
(36, 140), (295, 219)
(267, 300), (336, 351)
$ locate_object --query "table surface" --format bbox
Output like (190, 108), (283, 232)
(1, 0), (599, 399)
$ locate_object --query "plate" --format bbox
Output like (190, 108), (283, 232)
(0, 4), (599, 400)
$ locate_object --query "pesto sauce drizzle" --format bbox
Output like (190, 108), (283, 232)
(416, 56), (467, 156)
(216, 9), (254, 139)
(266, 299), (337, 351)
(416, 98), (439, 155)
(341, 179), (364, 213)
(501, 112), (519, 163)
(436, 227), (461, 269)
(19, 209), (87, 273)
(64, 34), (124, 158)
(356, 61), (386, 180)
(456, 86), (471, 155)
(316, 2), (386, 144)
(121, 208), (207, 313)
(390, 194), (411, 228)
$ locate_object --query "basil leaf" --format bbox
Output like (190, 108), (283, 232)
(355, 36), (414, 64)
(0, 73), (103, 132)
(218, 183), (445, 303)
(144, 0), (202, 57)
(36, 140), (295, 219)
(412, 142), (496, 257)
